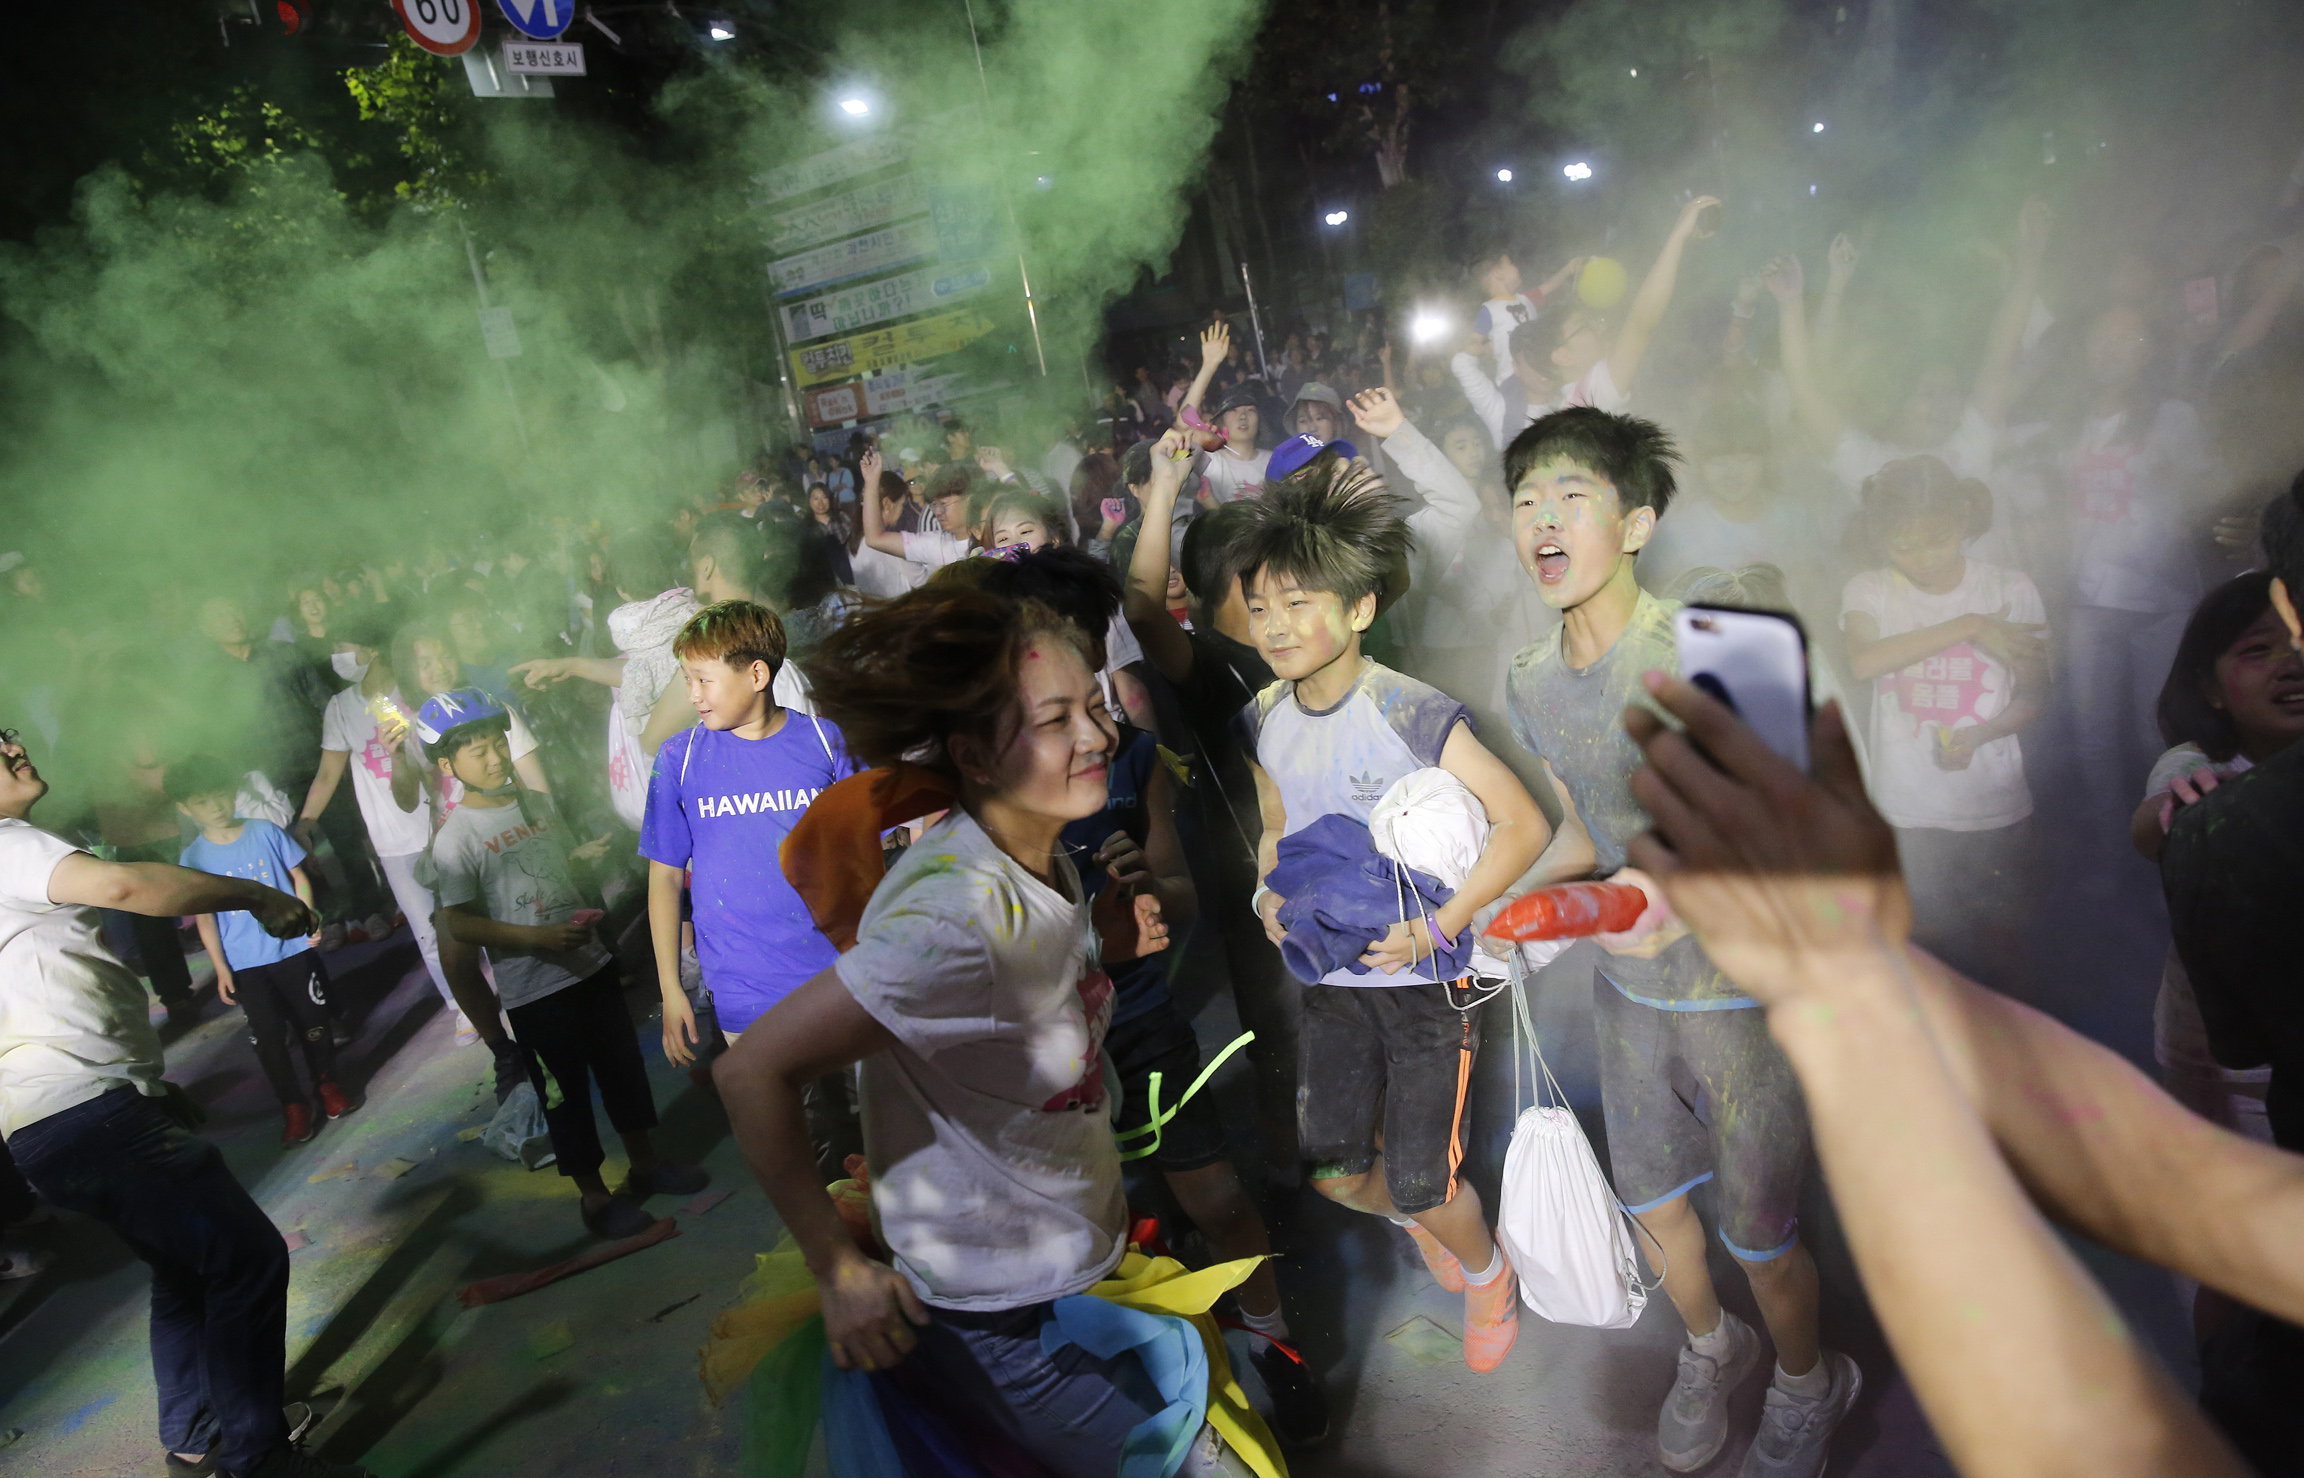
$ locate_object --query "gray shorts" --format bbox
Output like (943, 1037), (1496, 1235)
(1593, 970), (1809, 1260)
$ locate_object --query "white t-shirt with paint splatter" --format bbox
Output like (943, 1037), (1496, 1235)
(835, 809), (1125, 1311)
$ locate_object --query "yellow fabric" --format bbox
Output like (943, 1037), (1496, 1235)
(701, 1238), (822, 1407)
(1087, 1252), (1289, 1478)
(699, 1239), (1291, 1478)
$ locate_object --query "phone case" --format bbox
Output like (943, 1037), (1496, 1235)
(1673, 604), (1813, 772)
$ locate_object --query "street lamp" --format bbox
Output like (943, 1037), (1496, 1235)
(840, 97), (871, 116)
(1323, 210), (1349, 227)
(708, 23), (735, 41)
(1563, 161), (1594, 182)
(1496, 167), (1514, 183)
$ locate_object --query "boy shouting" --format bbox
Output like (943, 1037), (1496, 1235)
(1502, 407), (1857, 1477)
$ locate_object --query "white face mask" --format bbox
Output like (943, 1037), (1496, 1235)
(332, 650), (371, 683)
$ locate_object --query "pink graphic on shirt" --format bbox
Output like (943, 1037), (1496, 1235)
(607, 746), (631, 794)
(1882, 642), (1991, 727)
(358, 736), (396, 781)
(1040, 965), (1114, 1113)
(2071, 445), (2137, 523)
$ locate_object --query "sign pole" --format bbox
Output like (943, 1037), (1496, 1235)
(761, 285), (809, 447)
(1240, 259), (1272, 380)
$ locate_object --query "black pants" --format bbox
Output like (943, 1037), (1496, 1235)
(114, 839), (194, 1007)
(507, 967), (657, 1179)
(11, 1086), (291, 1475)
(235, 951), (334, 1107)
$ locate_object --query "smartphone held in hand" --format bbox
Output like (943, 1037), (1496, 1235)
(1673, 604), (1811, 772)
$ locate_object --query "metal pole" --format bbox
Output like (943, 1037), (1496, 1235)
(1240, 260), (1271, 380)
(961, 0), (1048, 378)
(462, 225), (532, 453)
(761, 286), (809, 446)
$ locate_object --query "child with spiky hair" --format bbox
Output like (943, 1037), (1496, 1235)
(1231, 448), (1552, 1374)
(1502, 405), (1859, 1476)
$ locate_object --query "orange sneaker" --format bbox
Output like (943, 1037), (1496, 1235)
(1402, 1220), (1465, 1293)
(1462, 1246), (1520, 1374)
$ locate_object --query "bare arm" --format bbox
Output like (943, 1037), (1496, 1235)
(512, 751), (552, 796)
(716, 968), (925, 1371)
(649, 859), (701, 1066)
(1607, 194), (1718, 393)
(1250, 759), (1287, 943)
(49, 853), (313, 936)
(1767, 254), (1847, 456)
(858, 446), (907, 558)
(1814, 234), (1857, 373)
(1448, 351), (1509, 449)
(1842, 609), (1983, 680)
(195, 913), (235, 1003)
(1625, 678), (2252, 1478)
(1121, 429), (1198, 685)
(1181, 324), (1230, 415)
(638, 686), (697, 757)
(299, 749), (349, 841)
(1970, 198), (2052, 428)
(1430, 723), (1550, 940)
(2216, 236), (2304, 364)
(439, 900), (587, 953)
(509, 656), (629, 689)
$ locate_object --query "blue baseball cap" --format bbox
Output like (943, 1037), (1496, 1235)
(1266, 432), (1357, 483)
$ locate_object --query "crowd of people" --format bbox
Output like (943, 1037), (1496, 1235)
(4, 166), (2304, 1478)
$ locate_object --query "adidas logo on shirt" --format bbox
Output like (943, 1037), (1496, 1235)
(693, 786), (824, 820)
(1348, 770), (1387, 806)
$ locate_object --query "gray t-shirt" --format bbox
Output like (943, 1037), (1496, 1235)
(428, 799), (611, 1011)
(1505, 590), (1745, 1008)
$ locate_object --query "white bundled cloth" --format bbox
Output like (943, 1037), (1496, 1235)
(234, 771), (296, 829)
(1368, 767), (1514, 980)
(1496, 953), (1662, 1327)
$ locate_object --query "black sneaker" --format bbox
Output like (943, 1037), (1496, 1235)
(581, 1194), (657, 1240)
(238, 1447), (373, 1477)
(623, 1162), (709, 1199)
(1248, 1337), (1331, 1447)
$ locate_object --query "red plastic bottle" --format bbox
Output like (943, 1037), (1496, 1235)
(1488, 882), (1649, 941)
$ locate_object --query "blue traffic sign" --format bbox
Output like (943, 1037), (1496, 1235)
(496, 0), (575, 40)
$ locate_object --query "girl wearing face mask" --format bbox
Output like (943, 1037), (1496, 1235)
(1841, 457), (2050, 996)
(716, 589), (1261, 1474)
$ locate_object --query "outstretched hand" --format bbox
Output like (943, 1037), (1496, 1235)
(1676, 194), (1723, 238)
(1199, 321), (1231, 368)
(1622, 671), (1911, 1008)
(859, 445), (882, 488)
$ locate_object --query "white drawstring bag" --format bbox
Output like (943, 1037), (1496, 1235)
(1496, 954), (1662, 1328)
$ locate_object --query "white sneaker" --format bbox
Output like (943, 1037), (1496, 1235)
(1658, 1310), (1762, 1472)
(1739, 1351), (1862, 1478)
(453, 1013), (479, 1046)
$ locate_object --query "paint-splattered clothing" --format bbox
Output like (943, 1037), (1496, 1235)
(835, 810), (1126, 1310)
(1505, 590), (1742, 1007)
(1236, 658), (1471, 989)
(429, 798), (609, 1011)
(639, 713), (854, 1033)
(1510, 590), (1809, 1250)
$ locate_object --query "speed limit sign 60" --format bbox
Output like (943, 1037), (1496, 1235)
(391, 0), (484, 55)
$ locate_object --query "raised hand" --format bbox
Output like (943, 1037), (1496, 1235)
(859, 445), (882, 488)
(1676, 194), (1724, 238)
(1199, 321), (1231, 368)
(1762, 251), (1805, 303)
(1828, 232), (1860, 282)
(1347, 386), (1406, 440)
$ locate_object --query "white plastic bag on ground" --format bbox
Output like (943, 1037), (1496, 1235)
(482, 1079), (557, 1170)
(1495, 957), (1658, 1329)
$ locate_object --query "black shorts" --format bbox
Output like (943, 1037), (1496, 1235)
(1299, 979), (1484, 1215)
(1107, 1006), (1230, 1173)
(1593, 972), (1809, 1260)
